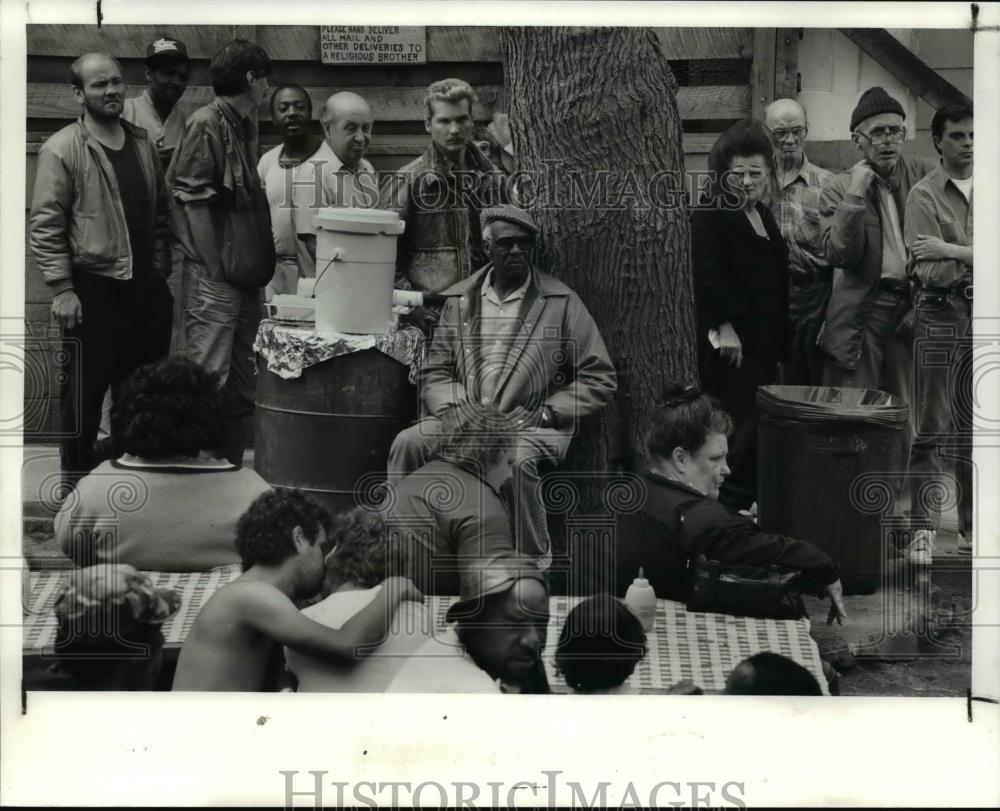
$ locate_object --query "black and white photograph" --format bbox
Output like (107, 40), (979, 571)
(1, 1), (998, 807)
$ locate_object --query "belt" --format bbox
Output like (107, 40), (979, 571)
(920, 284), (973, 300)
(878, 278), (910, 296)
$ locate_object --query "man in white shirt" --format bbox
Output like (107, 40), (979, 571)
(257, 84), (330, 299)
(289, 92), (380, 278)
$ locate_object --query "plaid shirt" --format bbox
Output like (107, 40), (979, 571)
(769, 154), (833, 282)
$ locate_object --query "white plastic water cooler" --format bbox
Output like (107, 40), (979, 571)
(312, 208), (405, 335)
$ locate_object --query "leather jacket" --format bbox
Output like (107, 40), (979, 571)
(29, 117), (171, 295)
(378, 142), (509, 294)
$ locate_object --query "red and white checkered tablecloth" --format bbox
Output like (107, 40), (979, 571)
(22, 572), (828, 694)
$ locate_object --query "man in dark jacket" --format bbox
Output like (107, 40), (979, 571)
(29, 52), (173, 487)
(167, 39), (275, 465)
(378, 78), (508, 328)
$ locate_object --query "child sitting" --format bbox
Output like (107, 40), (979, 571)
(172, 490), (421, 691)
(555, 594), (647, 694)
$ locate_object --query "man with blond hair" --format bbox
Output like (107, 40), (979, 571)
(379, 78), (509, 329)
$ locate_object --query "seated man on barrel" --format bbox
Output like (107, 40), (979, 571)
(387, 205), (617, 571)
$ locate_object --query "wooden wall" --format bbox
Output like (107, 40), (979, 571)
(23, 24), (765, 439)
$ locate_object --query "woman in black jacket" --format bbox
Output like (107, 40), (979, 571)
(612, 383), (847, 625)
(691, 120), (790, 510)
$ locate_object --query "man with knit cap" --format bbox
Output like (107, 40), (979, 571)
(809, 88), (934, 545)
(387, 205), (617, 570)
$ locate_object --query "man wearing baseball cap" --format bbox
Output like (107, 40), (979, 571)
(122, 36), (193, 358)
(387, 205), (617, 569)
(122, 36), (192, 166)
(810, 87), (935, 562)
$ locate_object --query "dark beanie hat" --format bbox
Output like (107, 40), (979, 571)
(851, 87), (906, 131)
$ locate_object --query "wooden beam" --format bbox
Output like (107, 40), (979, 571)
(29, 130), (726, 157)
(653, 27), (752, 60)
(27, 83), (749, 123)
(26, 24), (256, 59)
(28, 24), (754, 63)
(839, 28), (971, 110)
(774, 28), (800, 100)
(750, 28), (777, 120)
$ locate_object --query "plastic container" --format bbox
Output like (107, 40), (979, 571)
(756, 385), (909, 595)
(624, 567), (657, 631)
(313, 208), (405, 335)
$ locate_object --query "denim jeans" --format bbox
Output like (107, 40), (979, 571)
(909, 290), (972, 533)
(183, 261), (263, 464)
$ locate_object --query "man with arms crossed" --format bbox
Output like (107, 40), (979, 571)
(905, 104), (974, 563)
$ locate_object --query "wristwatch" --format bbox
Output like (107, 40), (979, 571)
(539, 406), (555, 429)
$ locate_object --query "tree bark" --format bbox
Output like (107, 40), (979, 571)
(500, 27), (697, 499)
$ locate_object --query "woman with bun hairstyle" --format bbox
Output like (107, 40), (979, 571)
(691, 119), (790, 510)
(610, 382), (847, 625)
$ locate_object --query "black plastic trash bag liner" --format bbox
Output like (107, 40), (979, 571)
(756, 385), (909, 427)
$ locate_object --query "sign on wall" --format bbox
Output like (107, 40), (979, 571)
(320, 26), (426, 64)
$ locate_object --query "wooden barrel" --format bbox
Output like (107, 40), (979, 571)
(254, 349), (417, 517)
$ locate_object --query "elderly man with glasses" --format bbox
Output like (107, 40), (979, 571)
(764, 99), (834, 385)
(807, 87), (935, 559)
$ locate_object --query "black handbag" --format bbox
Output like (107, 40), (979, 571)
(686, 555), (807, 620)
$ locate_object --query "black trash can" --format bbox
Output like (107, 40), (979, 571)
(756, 385), (909, 595)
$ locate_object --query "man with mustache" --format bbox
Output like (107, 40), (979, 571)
(29, 52), (173, 491)
(122, 36), (192, 167)
(257, 84), (326, 298)
(379, 78), (509, 331)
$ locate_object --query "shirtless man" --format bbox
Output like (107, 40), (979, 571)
(173, 489), (421, 691)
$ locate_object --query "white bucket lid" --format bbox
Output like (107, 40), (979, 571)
(314, 207), (405, 235)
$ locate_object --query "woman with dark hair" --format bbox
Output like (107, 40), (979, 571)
(556, 594), (647, 694)
(692, 119), (790, 510)
(55, 358), (271, 571)
(611, 382), (847, 624)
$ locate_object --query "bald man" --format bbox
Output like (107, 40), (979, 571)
(30, 52), (173, 488)
(763, 98), (834, 385)
(289, 91), (380, 276)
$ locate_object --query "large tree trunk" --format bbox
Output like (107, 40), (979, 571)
(501, 27), (697, 499)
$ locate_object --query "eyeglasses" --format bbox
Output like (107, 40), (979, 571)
(771, 126), (806, 141)
(854, 127), (907, 145)
(494, 236), (535, 253)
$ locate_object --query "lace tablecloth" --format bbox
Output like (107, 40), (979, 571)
(253, 319), (424, 384)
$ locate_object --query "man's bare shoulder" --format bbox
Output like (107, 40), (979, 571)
(199, 577), (294, 620)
